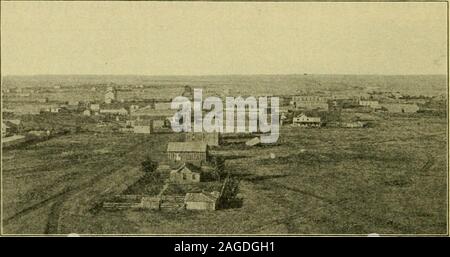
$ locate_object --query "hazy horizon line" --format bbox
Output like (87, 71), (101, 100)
(1, 73), (447, 77)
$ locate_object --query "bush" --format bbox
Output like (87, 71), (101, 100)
(141, 157), (158, 173)
(218, 175), (241, 209)
(211, 155), (225, 180)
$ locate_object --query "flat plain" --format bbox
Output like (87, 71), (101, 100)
(1, 74), (447, 234)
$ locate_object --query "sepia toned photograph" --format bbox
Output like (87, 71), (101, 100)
(0, 1), (448, 236)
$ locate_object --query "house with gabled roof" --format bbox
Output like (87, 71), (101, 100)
(292, 114), (321, 127)
(169, 162), (201, 184)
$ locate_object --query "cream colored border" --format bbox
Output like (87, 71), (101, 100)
(0, 0), (448, 237)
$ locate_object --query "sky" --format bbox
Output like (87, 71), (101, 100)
(1, 2), (448, 76)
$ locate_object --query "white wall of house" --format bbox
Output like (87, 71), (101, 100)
(185, 201), (215, 210)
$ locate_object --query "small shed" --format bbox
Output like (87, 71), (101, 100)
(170, 163), (201, 184)
(184, 191), (220, 211)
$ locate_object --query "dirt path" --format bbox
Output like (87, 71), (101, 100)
(53, 166), (144, 233)
(45, 199), (65, 234)
(3, 164), (142, 231)
(3, 137), (150, 234)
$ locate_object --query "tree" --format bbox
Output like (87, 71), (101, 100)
(211, 155), (225, 180)
(141, 156), (158, 173)
(219, 175), (240, 208)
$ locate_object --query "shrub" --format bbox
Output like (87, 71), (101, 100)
(141, 157), (158, 173)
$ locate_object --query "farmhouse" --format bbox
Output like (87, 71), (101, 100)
(169, 163), (201, 184)
(167, 142), (208, 164)
(184, 191), (220, 211)
(293, 114), (321, 127)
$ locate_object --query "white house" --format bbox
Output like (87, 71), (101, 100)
(293, 114), (321, 127)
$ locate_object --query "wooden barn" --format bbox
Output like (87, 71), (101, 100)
(167, 142), (208, 165)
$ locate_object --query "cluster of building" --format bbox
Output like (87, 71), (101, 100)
(3, 83), (429, 136)
(159, 129), (224, 210)
(284, 94), (423, 128)
(105, 137), (221, 211)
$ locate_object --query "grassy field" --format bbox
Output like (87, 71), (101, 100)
(2, 112), (447, 234)
(2, 132), (183, 234)
(1, 74), (447, 234)
(52, 112), (447, 235)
